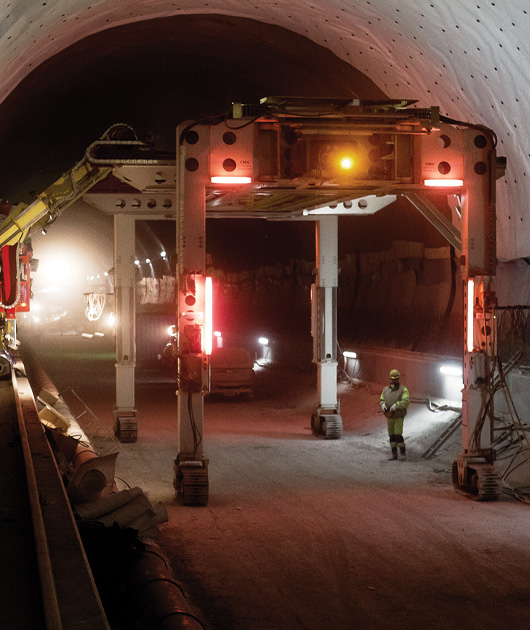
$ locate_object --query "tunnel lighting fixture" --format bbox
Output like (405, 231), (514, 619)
(161, 251), (167, 259)
(340, 156), (354, 170)
(40, 256), (74, 283)
(258, 337), (269, 346)
(204, 276), (213, 355)
(145, 258), (151, 264)
(343, 351), (357, 359)
(211, 176), (252, 184)
(107, 313), (116, 328)
(134, 259), (140, 266)
(424, 179), (463, 187)
(81, 333), (93, 338)
(440, 365), (463, 377)
(467, 278), (474, 353)
(214, 330), (223, 348)
(94, 332), (104, 337)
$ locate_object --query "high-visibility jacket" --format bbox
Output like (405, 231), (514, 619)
(381, 384), (410, 418)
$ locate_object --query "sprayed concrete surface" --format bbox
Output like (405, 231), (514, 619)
(25, 333), (530, 630)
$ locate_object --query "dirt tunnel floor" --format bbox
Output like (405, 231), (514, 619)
(26, 333), (530, 630)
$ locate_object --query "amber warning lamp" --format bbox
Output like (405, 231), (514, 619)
(339, 156), (354, 170)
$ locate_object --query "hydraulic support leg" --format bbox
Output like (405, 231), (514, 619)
(452, 128), (501, 500)
(452, 276), (501, 499)
(173, 124), (210, 505)
(311, 216), (342, 439)
(113, 213), (137, 442)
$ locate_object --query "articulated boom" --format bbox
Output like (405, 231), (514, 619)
(0, 146), (111, 361)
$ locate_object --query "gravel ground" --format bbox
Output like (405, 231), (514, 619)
(27, 332), (530, 630)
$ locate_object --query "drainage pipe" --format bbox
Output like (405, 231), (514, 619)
(128, 544), (206, 630)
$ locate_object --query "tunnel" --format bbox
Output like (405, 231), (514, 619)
(2, 2), (530, 629)
(1, 3), (529, 351)
(1, 2), (529, 260)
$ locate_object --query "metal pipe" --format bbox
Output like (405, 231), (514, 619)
(128, 545), (206, 630)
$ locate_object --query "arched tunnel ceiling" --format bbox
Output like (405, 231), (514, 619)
(0, 14), (383, 198)
(0, 1), (529, 261)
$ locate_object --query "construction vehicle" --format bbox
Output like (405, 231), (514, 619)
(174, 97), (505, 502)
(0, 136), (113, 353)
(0, 124), (157, 361)
(209, 346), (255, 398)
(0, 101), (506, 503)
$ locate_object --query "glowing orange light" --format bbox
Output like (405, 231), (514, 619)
(211, 176), (252, 184)
(340, 156), (354, 170)
(204, 276), (213, 355)
(467, 278), (474, 353)
(424, 179), (463, 187)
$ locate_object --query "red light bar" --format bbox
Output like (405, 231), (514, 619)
(204, 276), (213, 355)
(424, 179), (463, 187)
(467, 279), (474, 353)
(211, 176), (252, 184)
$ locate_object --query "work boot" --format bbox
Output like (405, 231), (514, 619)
(388, 447), (398, 460)
(398, 446), (407, 461)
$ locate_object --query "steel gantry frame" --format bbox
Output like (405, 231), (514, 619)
(0, 99), (505, 503)
(169, 97), (504, 503)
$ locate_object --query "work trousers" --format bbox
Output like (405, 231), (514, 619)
(387, 416), (405, 447)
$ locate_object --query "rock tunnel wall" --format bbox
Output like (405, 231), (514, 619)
(136, 240), (463, 359)
(338, 241), (461, 354)
(137, 243), (530, 365)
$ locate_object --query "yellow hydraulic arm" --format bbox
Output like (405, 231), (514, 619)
(0, 159), (111, 248)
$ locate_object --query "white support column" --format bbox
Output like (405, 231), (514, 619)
(311, 215), (343, 439)
(453, 127), (501, 499)
(460, 127), (497, 457)
(173, 124), (210, 505)
(113, 213), (138, 442)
